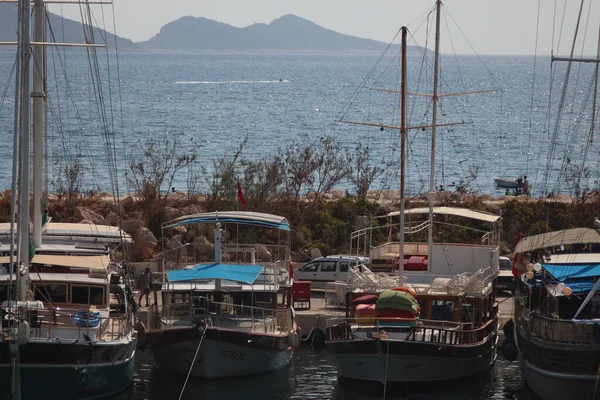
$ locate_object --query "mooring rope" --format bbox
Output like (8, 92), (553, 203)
(178, 327), (206, 400)
(382, 336), (390, 400)
(594, 363), (600, 397)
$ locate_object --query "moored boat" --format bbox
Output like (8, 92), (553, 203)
(141, 211), (299, 378)
(326, 207), (500, 383)
(513, 228), (600, 399)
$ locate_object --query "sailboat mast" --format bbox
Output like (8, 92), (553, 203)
(428, 0), (442, 262)
(33, 0), (45, 248)
(398, 26), (408, 285)
(17, 0), (32, 301)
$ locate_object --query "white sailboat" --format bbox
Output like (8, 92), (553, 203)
(326, 0), (500, 384)
(0, 1), (136, 399)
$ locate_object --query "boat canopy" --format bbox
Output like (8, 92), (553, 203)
(543, 263), (600, 282)
(0, 222), (132, 243)
(163, 211), (290, 231)
(385, 207), (500, 224)
(167, 263), (264, 285)
(31, 254), (110, 270)
(515, 228), (600, 254)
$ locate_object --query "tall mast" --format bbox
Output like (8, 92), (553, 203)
(427, 0), (442, 264)
(17, 0), (32, 302)
(398, 26), (408, 285)
(33, 0), (46, 248)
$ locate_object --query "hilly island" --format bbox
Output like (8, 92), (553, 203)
(0, 6), (412, 53)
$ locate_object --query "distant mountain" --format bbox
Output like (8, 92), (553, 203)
(138, 14), (413, 53)
(0, 3), (138, 50)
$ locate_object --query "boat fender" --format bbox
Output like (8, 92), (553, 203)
(17, 320), (30, 345)
(502, 340), (518, 362)
(503, 319), (515, 341)
(136, 321), (147, 351)
(309, 329), (326, 349)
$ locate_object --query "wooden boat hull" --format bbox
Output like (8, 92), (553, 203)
(0, 337), (136, 400)
(145, 325), (297, 378)
(326, 332), (497, 383)
(516, 328), (600, 399)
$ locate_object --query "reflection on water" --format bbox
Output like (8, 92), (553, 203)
(112, 346), (536, 399)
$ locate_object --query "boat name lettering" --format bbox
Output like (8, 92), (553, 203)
(218, 348), (247, 360)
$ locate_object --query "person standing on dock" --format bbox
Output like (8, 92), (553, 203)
(523, 176), (530, 197)
(138, 267), (152, 307)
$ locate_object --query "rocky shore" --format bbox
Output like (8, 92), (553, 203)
(9, 188), (597, 262)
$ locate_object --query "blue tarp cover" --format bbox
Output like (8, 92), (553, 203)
(167, 263), (264, 285)
(543, 263), (600, 282)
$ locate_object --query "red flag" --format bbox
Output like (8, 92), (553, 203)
(237, 182), (247, 208)
(512, 232), (521, 276)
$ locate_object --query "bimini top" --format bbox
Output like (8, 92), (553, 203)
(515, 228), (600, 254)
(386, 207), (500, 224)
(0, 254), (110, 270)
(163, 211), (290, 231)
(167, 263), (264, 285)
(0, 222), (132, 243)
(33, 254), (110, 270)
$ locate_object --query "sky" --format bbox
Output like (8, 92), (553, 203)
(50, 0), (600, 56)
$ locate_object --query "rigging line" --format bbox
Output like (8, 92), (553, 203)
(82, 2), (118, 194)
(336, 29), (401, 121)
(554, 0), (568, 56)
(110, 0), (128, 206)
(44, 10), (96, 170)
(554, 74), (596, 195)
(542, 0), (586, 196)
(527, 0), (543, 175)
(443, 6), (503, 90)
(0, 58), (17, 110)
(554, 44), (595, 194)
(99, 2), (122, 202)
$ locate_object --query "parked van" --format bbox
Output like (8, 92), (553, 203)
(496, 256), (515, 293)
(293, 255), (370, 289)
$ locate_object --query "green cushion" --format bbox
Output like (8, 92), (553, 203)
(375, 289), (419, 314)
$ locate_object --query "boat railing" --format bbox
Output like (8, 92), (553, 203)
(153, 243), (289, 267)
(326, 316), (494, 345)
(148, 296), (294, 335)
(350, 221), (431, 259)
(1, 306), (134, 342)
(405, 318), (495, 345)
(523, 311), (597, 345)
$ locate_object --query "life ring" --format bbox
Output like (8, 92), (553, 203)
(136, 321), (147, 350)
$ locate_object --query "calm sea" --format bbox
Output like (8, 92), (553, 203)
(0, 51), (597, 198)
(112, 345), (533, 400)
(0, 51), (556, 398)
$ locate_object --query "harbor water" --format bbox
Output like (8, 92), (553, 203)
(111, 345), (534, 399)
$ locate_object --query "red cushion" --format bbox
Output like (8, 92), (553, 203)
(377, 307), (418, 322)
(351, 294), (379, 305)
